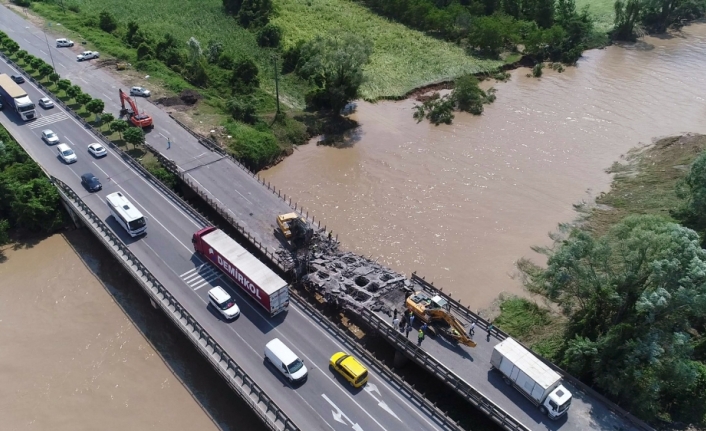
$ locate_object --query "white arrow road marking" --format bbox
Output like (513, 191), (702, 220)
(364, 383), (401, 422)
(322, 394), (365, 431)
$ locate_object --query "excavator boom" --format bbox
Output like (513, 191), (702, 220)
(119, 89), (153, 128)
(427, 308), (477, 348)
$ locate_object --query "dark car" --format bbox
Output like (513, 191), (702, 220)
(80, 173), (102, 192)
(11, 74), (25, 84)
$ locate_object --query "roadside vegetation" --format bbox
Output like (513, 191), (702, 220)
(612, 0), (706, 40)
(0, 124), (65, 245)
(495, 135), (706, 427)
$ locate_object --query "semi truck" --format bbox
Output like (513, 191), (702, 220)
(192, 227), (289, 316)
(0, 74), (36, 120)
(491, 337), (572, 419)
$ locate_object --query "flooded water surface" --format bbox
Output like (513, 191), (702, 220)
(0, 231), (266, 431)
(264, 24), (706, 309)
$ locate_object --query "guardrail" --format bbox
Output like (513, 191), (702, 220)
(50, 176), (299, 431)
(355, 307), (528, 431)
(410, 274), (655, 431)
(289, 292), (465, 431)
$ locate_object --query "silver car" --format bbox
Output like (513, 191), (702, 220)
(41, 129), (60, 145)
(129, 86), (151, 97)
(38, 97), (54, 109)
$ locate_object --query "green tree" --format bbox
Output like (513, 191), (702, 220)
(675, 151), (706, 232)
(98, 11), (118, 33)
(226, 97), (258, 124)
(206, 40), (224, 63)
(452, 74), (488, 115)
(230, 58), (259, 94)
(229, 125), (280, 170)
(85, 98), (105, 120)
(123, 127), (145, 150)
(223, 0), (244, 14)
(2, 39), (19, 55)
(100, 112), (115, 130)
(136, 42), (155, 60)
(257, 23), (282, 48)
(0, 219), (8, 245)
(297, 32), (373, 115)
(613, 0), (643, 40)
(155, 33), (184, 68)
(66, 85), (82, 102)
(525, 215), (706, 421)
(75, 93), (92, 111)
(109, 119), (129, 141)
(502, 0), (521, 18)
(238, 0), (274, 27)
(467, 14), (518, 56)
(57, 79), (72, 95)
(38, 63), (54, 80)
(48, 72), (60, 84)
(29, 57), (44, 71)
(15, 49), (27, 61)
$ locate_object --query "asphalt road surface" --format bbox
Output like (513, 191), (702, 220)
(0, 47), (452, 431)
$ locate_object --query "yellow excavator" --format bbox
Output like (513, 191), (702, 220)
(276, 212), (313, 248)
(406, 291), (477, 348)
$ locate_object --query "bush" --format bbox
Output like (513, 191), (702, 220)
(227, 123), (280, 170)
(67, 3), (80, 13)
(98, 11), (118, 33)
(532, 62), (544, 77)
(143, 159), (178, 189)
(12, 0), (31, 7)
(226, 97), (258, 124)
(257, 23), (282, 48)
(230, 58), (259, 94)
(136, 42), (155, 60)
(281, 42), (303, 74)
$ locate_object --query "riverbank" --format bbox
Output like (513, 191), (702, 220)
(0, 230), (266, 431)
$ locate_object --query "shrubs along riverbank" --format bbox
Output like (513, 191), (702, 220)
(495, 134), (706, 428)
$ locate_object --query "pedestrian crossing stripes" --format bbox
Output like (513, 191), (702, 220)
(180, 264), (221, 291)
(30, 112), (71, 129)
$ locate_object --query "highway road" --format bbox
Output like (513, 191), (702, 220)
(0, 4), (291, 253)
(0, 49), (452, 431)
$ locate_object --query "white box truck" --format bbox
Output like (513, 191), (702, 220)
(491, 337), (572, 419)
(0, 74), (36, 120)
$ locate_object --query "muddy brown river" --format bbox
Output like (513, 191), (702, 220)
(264, 23), (706, 309)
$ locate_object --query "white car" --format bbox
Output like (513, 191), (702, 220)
(129, 86), (151, 97)
(38, 97), (54, 109)
(77, 51), (100, 61)
(57, 143), (77, 164)
(41, 129), (60, 145)
(56, 38), (74, 47)
(208, 286), (240, 320)
(87, 143), (107, 158)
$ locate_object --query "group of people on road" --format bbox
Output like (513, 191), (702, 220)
(392, 306), (498, 348)
(392, 308), (428, 346)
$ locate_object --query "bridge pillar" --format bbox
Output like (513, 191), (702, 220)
(393, 349), (409, 368)
(59, 198), (82, 229)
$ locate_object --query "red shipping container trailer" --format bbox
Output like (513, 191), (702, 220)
(192, 227), (289, 316)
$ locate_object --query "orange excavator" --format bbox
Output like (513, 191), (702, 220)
(119, 89), (153, 129)
(406, 291), (477, 347)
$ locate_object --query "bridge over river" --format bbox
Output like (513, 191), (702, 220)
(0, 6), (651, 431)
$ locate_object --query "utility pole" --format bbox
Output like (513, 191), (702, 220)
(43, 23), (57, 74)
(273, 55), (280, 115)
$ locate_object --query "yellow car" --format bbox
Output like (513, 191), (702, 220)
(330, 352), (369, 388)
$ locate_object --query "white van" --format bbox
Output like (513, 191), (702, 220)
(264, 338), (308, 384)
(57, 143), (77, 164)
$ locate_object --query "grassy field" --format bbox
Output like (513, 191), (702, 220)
(576, 0), (616, 32)
(271, 0), (501, 100)
(36, 0), (499, 103)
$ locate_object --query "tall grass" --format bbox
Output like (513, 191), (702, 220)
(272, 0), (502, 100)
(38, 0), (499, 102)
(576, 0), (616, 32)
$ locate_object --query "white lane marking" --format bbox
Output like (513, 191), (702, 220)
(78, 77), (88, 84)
(29, 111), (70, 129)
(39, 49), (47, 55)
(180, 266), (203, 277)
(191, 280), (211, 291)
(0, 58), (203, 230)
(103, 92), (111, 99)
(160, 128), (171, 136)
(364, 384), (401, 422)
(186, 174), (254, 206)
(321, 394), (365, 431)
(91, 163), (192, 253)
(290, 305), (443, 431)
(64, 136), (76, 146)
(159, 132), (168, 139)
(59, 63), (66, 69)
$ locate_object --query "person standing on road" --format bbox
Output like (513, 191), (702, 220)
(167, 138), (172, 150)
(487, 321), (494, 341)
(409, 313), (415, 328)
(469, 321), (476, 336)
(405, 324), (412, 338)
(417, 329), (424, 346)
(392, 316), (400, 330)
(393, 308), (398, 320)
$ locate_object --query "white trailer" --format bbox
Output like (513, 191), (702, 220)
(491, 337), (572, 419)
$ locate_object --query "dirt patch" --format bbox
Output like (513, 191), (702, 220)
(156, 89), (203, 108)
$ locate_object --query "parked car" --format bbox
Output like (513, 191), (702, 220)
(11, 74), (25, 84)
(129, 86), (151, 97)
(77, 51), (99, 61)
(57, 143), (77, 164)
(80, 173), (102, 192)
(41, 129), (60, 145)
(329, 352), (368, 388)
(38, 97), (54, 109)
(87, 143), (107, 158)
(208, 286), (240, 320)
(56, 38), (74, 47)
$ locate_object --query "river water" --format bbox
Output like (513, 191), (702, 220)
(0, 231), (266, 431)
(263, 23), (706, 309)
